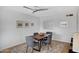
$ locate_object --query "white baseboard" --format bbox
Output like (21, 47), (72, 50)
(0, 41), (25, 51)
(52, 39), (70, 43)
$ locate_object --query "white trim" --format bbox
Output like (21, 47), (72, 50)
(0, 41), (25, 51)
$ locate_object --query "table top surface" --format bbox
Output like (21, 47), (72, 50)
(33, 34), (48, 41)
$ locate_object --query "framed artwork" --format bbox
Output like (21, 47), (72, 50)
(25, 23), (29, 27)
(16, 20), (23, 28)
(31, 23), (34, 26)
(16, 20), (34, 28)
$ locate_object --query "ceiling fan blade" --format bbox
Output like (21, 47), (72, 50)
(23, 6), (34, 11)
(32, 9), (48, 13)
(32, 11), (38, 13)
(38, 8), (48, 11)
(33, 8), (48, 12)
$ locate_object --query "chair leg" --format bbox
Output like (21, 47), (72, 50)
(47, 43), (52, 50)
(46, 44), (49, 50)
(26, 46), (28, 53)
(29, 47), (33, 53)
(32, 48), (33, 53)
(49, 43), (52, 48)
(26, 47), (33, 53)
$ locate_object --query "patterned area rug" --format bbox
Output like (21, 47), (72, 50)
(3, 40), (70, 53)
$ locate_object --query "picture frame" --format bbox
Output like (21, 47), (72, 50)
(31, 23), (34, 26)
(16, 20), (23, 28)
(25, 23), (29, 27)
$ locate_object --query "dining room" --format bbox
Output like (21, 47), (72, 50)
(0, 6), (79, 53)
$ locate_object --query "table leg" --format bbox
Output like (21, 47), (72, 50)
(38, 41), (42, 52)
(33, 41), (42, 52)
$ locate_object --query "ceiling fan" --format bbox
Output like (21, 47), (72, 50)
(23, 6), (48, 13)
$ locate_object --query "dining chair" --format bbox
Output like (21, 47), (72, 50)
(42, 34), (51, 44)
(42, 32), (52, 49)
(41, 35), (51, 50)
(45, 32), (52, 44)
(25, 36), (39, 53)
(46, 32), (52, 39)
(34, 32), (38, 36)
(33, 32), (39, 42)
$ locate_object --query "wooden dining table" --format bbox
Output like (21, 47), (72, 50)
(33, 33), (48, 52)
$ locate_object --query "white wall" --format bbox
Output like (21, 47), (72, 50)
(0, 7), (2, 49)
(41, 7), (78, 43)
(0, 7), (40, 50)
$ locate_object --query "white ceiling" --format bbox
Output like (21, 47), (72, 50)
(3, 6), (79, 19)
(3, 6), (52, 17)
